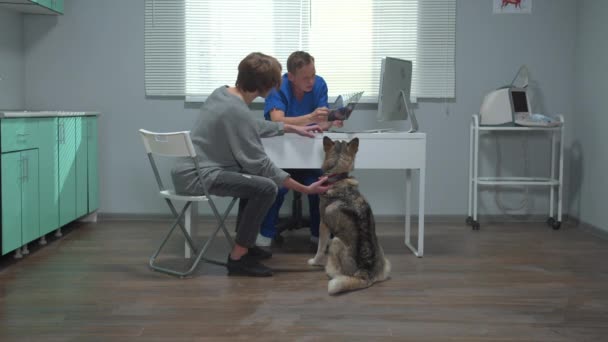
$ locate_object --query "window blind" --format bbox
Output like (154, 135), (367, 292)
(145, 0), (185, 96)
(145, 0), (456, 101)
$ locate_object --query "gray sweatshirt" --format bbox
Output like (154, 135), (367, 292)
(172, 86), (289, 195)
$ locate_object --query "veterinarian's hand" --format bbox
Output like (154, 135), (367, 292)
(333, 120), (344, 128)
(309, 107), (329, 123)
(284, 123), (323, 138)
(318, 121), (332, 131)
(307, 176), (331, 194)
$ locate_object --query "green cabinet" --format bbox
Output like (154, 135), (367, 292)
(0, 0), (63, 14)
(59, 116), (97, 223)
(58, 117), (77, 226)
(38, 118), (60, 235)
(1, 114), (98, 257)
(1, 149), (40, 255)
(52, 0), (63, 14)
(76, 117), (88, 218)
(32, 0), (63, 14)
(21, 149), (39, 244)
(2, 153), (22, 254)
(1, 118), (39, 153)
(87, 117), (99, 212)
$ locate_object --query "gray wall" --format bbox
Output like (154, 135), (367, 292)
(22, 0), (578, 218)
(0, 8), (24, 110)
(572, 0), (608, 231)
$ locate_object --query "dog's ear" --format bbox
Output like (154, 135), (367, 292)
(347, 137), (359, 155)
(323, 136), (335, 153)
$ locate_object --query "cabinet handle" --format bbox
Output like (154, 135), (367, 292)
(58, 122), (64, 143)
(20, 157), (25, 181)
(24, 157), (28, 182)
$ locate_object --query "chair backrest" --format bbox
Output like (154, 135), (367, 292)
(139, 129), (197, 158)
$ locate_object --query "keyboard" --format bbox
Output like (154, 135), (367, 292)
(514, 113), (562, 127)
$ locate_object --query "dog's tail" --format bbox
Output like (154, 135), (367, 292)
(328, 275), (372, 295)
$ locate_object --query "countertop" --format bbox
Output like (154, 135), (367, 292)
(0, 111), (100, 118)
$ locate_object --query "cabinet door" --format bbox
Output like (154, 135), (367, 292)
(30, 0), (52, 8)
(38, 118), (59, 235)
(58, 117), (76, 226)
(75, 117), (88, 218)
(1, 152), (22, 255)
(21, 149), (40, 244)
(0, 0), (61, 14)
(87, 117), (99, 212)
(51, 0), (62, 13)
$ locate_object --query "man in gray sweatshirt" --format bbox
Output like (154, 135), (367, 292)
(172, 52), (330, 277)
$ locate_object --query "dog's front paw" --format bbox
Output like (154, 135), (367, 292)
(307, 256), (326, 266)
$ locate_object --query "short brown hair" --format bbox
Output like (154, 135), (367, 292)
(287, 51), (315, 74)
(235, 52), (282, 93)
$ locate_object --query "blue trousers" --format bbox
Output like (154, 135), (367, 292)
(260, 169), (322, 239)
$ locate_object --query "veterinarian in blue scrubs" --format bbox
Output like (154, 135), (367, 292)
(259, 51), (343, 246)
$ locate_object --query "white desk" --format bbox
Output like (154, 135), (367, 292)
(262, 132), (427, 257)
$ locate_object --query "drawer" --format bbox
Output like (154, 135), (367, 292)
(1, 119), (40, 153)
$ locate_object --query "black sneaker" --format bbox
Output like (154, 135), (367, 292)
(227, 254), (273, 277)
(248, 246), (272, 260)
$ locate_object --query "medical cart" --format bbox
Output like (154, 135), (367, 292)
(466, 114), (564, 230)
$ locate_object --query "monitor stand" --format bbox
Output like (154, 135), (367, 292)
(400, 90), (419, 133)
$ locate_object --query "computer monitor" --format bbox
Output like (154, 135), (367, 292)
(377, 57), (418, 132)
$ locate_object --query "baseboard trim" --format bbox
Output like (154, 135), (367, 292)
(97, 212), (571, 224)
(568, 216), (608, 240)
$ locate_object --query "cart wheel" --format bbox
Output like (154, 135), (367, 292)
(546, 217), (556, 227)
(466, 216), (473, 225)
(552, 221), (561, 230)
(472, 221), (480, 231)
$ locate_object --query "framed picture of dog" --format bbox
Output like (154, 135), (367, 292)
(493, 0), (532, 14)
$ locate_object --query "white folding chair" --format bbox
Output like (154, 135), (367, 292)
(139, 129), (237, 277)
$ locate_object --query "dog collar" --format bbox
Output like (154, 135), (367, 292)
(323, 172), (350, 185)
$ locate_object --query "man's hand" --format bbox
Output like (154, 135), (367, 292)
(332, 120), (344, 128)
(309, 107), (329, 123)
(284, 123), (323, 138)
(318, 121), (332, 131)
(306, 176), (331, 194)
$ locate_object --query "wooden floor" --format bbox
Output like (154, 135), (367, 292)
(1, 218), (608, 341)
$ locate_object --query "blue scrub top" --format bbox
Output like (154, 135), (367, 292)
(264, 73), (328, 120)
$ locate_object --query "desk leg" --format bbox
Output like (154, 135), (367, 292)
(550, 131), (556, 218)
(558, 126), (564, 223)
(417, 167), (425, 257)
(405, 169), (411, 246)
(404, 168), (424, 258)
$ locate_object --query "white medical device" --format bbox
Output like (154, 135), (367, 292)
(479, 86), (531, 126)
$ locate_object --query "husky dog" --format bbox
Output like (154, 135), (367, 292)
(308, 137), (391, 295)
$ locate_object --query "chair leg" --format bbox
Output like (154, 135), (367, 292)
(149, 201), (197, 277)
(150, 198), (239, 278)
(165, 198), (198, 254)
(184, 204), (192, 259)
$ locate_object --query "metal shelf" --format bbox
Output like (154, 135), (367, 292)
(475, 177), (559, 186)
(467, 114), (565, 230)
